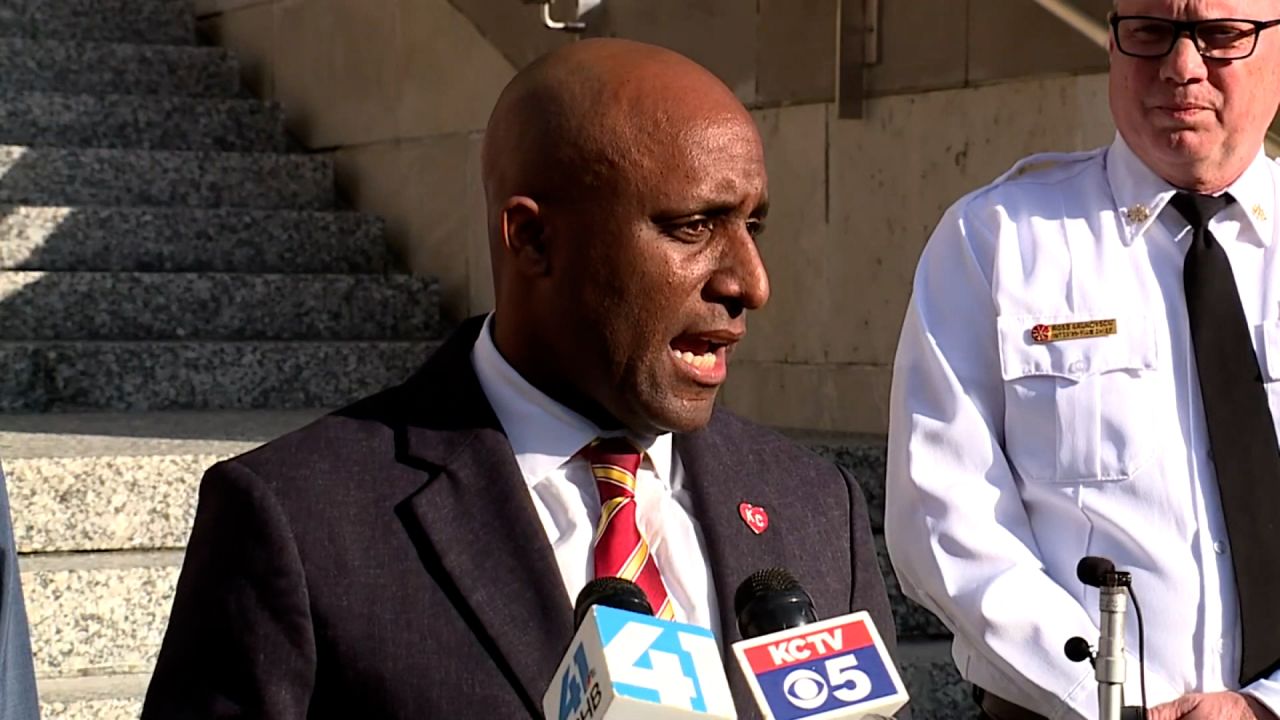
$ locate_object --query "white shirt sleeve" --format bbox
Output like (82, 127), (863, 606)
(1243, 670), (1280, 717)
(885, 200), (1136, 720)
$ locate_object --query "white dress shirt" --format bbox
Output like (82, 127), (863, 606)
(886, 133), (1280, 719)
(470, 314), (721, 634)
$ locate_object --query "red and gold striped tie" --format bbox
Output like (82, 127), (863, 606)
(583, 437), (675, 620)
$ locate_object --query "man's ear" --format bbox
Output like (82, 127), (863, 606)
(500, 196), (551, 276)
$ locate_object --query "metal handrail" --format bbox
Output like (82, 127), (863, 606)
(540, 2), (584, 32)
(523, 0), (587, 32)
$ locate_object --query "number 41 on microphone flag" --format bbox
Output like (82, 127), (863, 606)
(544, 604), (737, 720)
(731, 612), (908, 720)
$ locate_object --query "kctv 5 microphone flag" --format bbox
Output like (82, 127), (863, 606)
(543, 577), (738, 720)
(730, 569), (908, 720)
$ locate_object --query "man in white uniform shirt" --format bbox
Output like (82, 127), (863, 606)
(887, 1), (1280, 719)
(145, 39), (897, 719)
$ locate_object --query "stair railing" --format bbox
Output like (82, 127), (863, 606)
(523, 0), (596, 32)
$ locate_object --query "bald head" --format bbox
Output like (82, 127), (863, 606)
(481, 39), (754, 280)
(478, 39), (769, 436)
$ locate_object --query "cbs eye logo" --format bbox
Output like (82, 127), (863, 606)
(779, 655), (872, 712)
(782, 668), (829, 710)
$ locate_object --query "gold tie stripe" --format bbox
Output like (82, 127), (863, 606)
(584, 438), (676, 621)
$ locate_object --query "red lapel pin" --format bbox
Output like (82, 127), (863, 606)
(738, 502), (769, 535)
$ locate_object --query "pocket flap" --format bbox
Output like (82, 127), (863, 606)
(997, 314), (1158, 382)
(1258, 319), (1280, 382)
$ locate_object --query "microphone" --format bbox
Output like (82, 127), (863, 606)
(543, 577), (738, 720)
(1067, 556), (1134, 720)
(1077, 556), (1117, 587)
(573, 576), (656, 628)
(729, 569), (909, 720)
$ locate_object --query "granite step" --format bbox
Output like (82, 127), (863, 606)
(2, 410), (324, 553)
(21, 555), (971, 717)
(0, 92), (284, 152)
(0, 339), (433, 412)
(898, 641), (981, 719)
(0, 0), (193, 45)
(0, 206), (390, 273)
(22, 551), (179, 681)
(0, 145), (333, 210)
(38, 675), (147, 720)
(0, 272), (442, 340)
(0, 38), (238, 97)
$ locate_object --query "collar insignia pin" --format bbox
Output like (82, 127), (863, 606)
(738, 502), (769, 535)
(1124, 204), (1151, 224)
(1252, 204), (1268, 222)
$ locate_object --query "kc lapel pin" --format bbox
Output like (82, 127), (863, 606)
(1253, 204), (1268, 222)
(738, 502), (769, 535)
(1030, 319), (1118, 344)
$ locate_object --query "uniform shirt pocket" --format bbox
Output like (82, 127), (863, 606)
(996, 314), (1159, 483)
(1255, 319), (1280, 442)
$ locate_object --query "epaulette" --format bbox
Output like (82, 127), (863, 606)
(990, 148), (1104, 186)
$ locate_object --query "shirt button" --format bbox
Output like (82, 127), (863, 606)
(1213, 541), (1227, 555)
(1069, 360), (1087, 374)
(1214, 638), (1225, 654)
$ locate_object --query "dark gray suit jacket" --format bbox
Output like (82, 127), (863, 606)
(143, 317), (897, 719)
(0, 462), (39, 720)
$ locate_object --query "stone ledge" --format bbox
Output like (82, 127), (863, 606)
(0, 339), (434, 412)
(0, 144), (333, 210)
(0, 37), (239, 98)
(10, 453), (215, 552)
(39, 696), (142, 720)
(38, 672), (149, 703)
(0, 0), (193, 45)
(0, 271), (442, 341)
(0, 206), (390, 274)
(899, 639), (980, 719)
(4, 410), (323, 553)
(0, 91), (283, 152)
(23, 553), (179, 680)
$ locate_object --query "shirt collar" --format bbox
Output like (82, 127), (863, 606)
(470, 313), (674, 490)
(1107, 132), (1274, 247)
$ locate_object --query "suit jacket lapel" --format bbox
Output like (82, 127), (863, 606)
(678, 412), (800, 719)
(394, 317), (574, 716)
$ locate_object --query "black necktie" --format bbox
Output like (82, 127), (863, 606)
(1175, 191), (1280, 684)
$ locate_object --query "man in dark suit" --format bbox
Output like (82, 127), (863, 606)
(143, 38), (896, 719)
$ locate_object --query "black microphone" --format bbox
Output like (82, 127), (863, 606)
(734, 567), (818, 639)
(573, 576), (653, 628)
(1078, 556), (1119, 587)
(730, 568), (909, 718)
(1064, 637), (1094, 664)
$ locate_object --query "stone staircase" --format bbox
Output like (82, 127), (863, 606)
(0, 0), (441, 716)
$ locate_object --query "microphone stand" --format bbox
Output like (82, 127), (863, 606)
(1066, 557), (1138, 720)
(1095, 576), (1129, 720)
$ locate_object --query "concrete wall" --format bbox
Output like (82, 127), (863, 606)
(194, 0), (1116, 436)
(727, 75), (1115, 434)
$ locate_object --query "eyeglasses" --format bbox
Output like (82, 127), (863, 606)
(1110, 15), (1280, 60)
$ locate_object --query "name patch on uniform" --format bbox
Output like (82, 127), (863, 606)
(1030, 319), (1117, 343)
